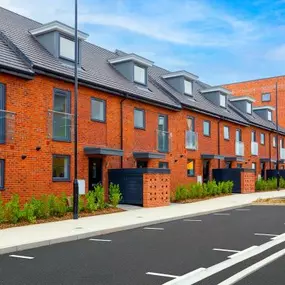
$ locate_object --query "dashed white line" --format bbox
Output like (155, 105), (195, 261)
(9, 255), (34, 260)
(254, 233), (278, 237)
(183, 219), (202, 222)
(213, 248), (240, 253)
(144, 227), (164, 231)
(213, 213), (230, 216)
(235, 208), (251, 211)
(228, 246), (258, 259)
(89, 238), (112, 242)
(146, 272), (179, 279)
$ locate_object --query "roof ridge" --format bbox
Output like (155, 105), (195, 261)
(0, 31), (33, 71)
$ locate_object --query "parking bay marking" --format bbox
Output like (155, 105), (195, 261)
(89, 238), (112, 242)
(146, 268), (205, 280)
(144, 227), (164, 231)
(235, 208), (251, 211)
(213, 213), (230, 216)
(254, 233), (278, 237)
(183, 219), (202, 222)
(213, 248), (240, 254)
(9, 255), (34, 260)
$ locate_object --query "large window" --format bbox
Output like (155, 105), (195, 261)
(52, 155), (70, 181)
(224, 126), (230, 140)
(262, 93), (271, 102)
(59, 36), (75, 61)
(203, 120), (211, 136)
(246, 102), (252, 114)
(91, 98), (106, 122)
(53, 89), (71, 141)
(187, 159), (195, 177)
(134, 108), (145, 129)
(220, 94), (226, 108)
(134, 65), (146, 85)
(0, 83), (5, 144)
(184, 80), (193, 95)
(260, 133), (265, 145)
(0, 159), (4, 189)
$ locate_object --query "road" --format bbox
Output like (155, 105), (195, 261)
(0, 205), (284, 285)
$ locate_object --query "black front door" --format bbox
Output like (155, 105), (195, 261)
(137, 160), (148, 168)
(88, 158), (102, 190)
(261, 162), (266, 179)
(203, 160), (210, 183)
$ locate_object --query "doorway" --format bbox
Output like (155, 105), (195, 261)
(137, 160), (148, 168)
(203, 160), (210, 183)
(88, 158), (102, 190)
(261, 162), (266, 179)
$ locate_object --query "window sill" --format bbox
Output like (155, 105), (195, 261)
(187, 175), (196, 178)
(52, 138), (71, 143)
(91, 118), (106, 124)
(52, 179), (71, 182)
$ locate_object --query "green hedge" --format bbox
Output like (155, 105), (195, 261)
(255, 177), (285, 191)
(173, 180), (233, 202)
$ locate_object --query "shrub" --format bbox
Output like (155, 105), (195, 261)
(47, 194), (68, 217)
(256, 178), (278, 191)
(109, 183), (122, 207)
(94, 183), (105, 210)
(174, 185), (188, 201)
(85, 191), (97, 212)
(22, 202), (36, 223)
(29, 196), (50, 219)
(4, 195), (21, 224)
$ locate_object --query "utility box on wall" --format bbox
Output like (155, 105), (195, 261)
(108, 168), (171, 207)
(212, 168), (256, 193)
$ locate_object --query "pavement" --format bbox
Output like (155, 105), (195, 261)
(0, 204), (285, 285)
(0, 190), (285, 256)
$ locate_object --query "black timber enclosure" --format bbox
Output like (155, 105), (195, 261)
(108, 168), (170, 206)
(266, 170), (285, 179)
(212, 168), (255, 193)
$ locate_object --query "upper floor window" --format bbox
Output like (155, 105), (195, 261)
(236, 129), (242, 142)
(262, 93), (271, 102)
(224, 126), (230, 140)
(157, 115), (169, 152)
(134, 65), (146, 85)
(52, 155), (70, 181)
(91, 98), (106, 122)
(246, 102), (252, 114)
(251, 130), (256, 142)
(0, 159), (4, 189)
(260, 133), (265, 145)
(220, 94), (226, 108)
(0, 83), (6, 144)
(268, 110), (272, 121)
(53, 89), (71, 141)
(59, 36), (75, 61)
(159, 162), (169, 169)
(184, 80), (193, 96)
(273, 136), (277, 147)
(203, 120), (211, 136)
(134, 108), (145, 129)
(187, 116), (195, 131)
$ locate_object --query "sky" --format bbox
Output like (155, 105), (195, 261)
(1, 0), (285, 85)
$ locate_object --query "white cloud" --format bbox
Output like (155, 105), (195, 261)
(266, 44), (285, 61)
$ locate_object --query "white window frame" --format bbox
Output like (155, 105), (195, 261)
(268, 110), (272, 121)
(224, 126), (230, 140)
(184, 80), (193, 95)
(220, 94), (226, 108)
(134, 65), (146, 85)
(59, 36), (75, 61)
(246, 102), (252, 114)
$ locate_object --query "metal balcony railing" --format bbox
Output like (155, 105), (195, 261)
(0, 109), (16, 143)
(251, 141), (258, 155)
(235, 141), (244, 156)
(48, 110), (74, 141)
(185, 130), (198, 150)
(157, 130), (171, 152)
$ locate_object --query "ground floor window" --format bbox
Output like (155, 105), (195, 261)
(252, 162), (256, 170)
(237, 163), (243, 168)
(159, 162), (169, 169)
(187, 159), (195, 176)
(0, 159), (4, 189)
(52, 155), (70, 181)
(225, 162), (232, 168)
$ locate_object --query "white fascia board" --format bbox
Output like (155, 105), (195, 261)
(108, 54), (153, 67)
(162, 70), (199, 81)
(30, 21), (89, 40)
(253, 106), (275, 111)
(229, 96), (256, 103)
(200, 86), (232, 95)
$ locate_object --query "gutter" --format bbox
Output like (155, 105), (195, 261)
(0, 66), (34, 80)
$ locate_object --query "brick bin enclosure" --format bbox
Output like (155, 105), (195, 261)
(240, 171), (255, 193)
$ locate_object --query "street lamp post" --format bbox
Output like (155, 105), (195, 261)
(276, 81), (280, 190)
(73, 0), (79, 219)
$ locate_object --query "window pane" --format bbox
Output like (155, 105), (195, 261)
(91, 99), (105, 121)
(0, 84), (5, 144)
(134, 109), (145, 128)
(261, 133), (265, 144)
(134, 65), (146, 84)
(184, 80), (192, 95)
(60, 37), (75, 61)
(220, 94), (226, 107)
(187, 117), (194, 131)
(273, 136), (276, 147)
(159, 162), (169, 169)
(0, 160), (3, 188)
(246, 102), (252, 114)
(224, 126), (229, 139)
(262, 93), (271, 102)
(53, 156), (69, 180)
(203, 121), (210, 136)
(54, 94), (68, 113)
(252, 163), (256, 169)
(268, 111), (272, 121)
(187, 159), (195, 176)
(251, 131), (256, 141)
(236, 129), (242, 141)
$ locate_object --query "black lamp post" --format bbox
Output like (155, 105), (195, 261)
(73, 0), (79, 219)
(276, 81), (280, 190)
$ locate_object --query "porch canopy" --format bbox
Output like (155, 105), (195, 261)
(201, 154), (224, 160)
(133, 152), (166, 159)
(260, 158), (276, 163)
(224, 156), (245, 162)
(84, 147), (123, 156)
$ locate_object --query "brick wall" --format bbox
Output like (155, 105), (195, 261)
(241, 171), (255, 193)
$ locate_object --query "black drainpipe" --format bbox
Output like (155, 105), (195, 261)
(120, 96), (128, 168)
(269, 131), (272, 168)
(218, 119), (221, 168)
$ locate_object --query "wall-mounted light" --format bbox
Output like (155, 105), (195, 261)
(36, 146), (41, 151)
(21, 155), (27, 160)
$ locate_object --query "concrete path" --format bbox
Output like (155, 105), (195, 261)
(0, 190), (285, 255)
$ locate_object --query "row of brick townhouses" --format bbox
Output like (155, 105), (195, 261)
(0, 7), (285, 204)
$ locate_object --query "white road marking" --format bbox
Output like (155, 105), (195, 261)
(144, 227), (164, 231)
(146, 272), (179, 279)
(235, 208), (250, 211)
(217, 248), (285, 285)
(254, 233), (278, 237)
(183, 219), (202, 222)
(228, 246), (258, 258)
(162, 232), (285, 285)
(271, 233), (285, 240)
(213, 213), (230, 216)
(213, 248), (240, 253)
(9, 255), (34, 260)
(89, 238), (112, 242)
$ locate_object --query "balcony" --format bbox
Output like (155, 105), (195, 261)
(235, 141), (244, 156)
(185, 130), (198, 150)
(0, 109), (16, 143)
(48, 110), (74, 141)
(157, 130), (171, 153)
(280, 147), (285, 160)
(251, 141), (258, 155)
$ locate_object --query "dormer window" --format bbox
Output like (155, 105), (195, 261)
(246, 102), (252, 114)
(268, 110), (272, 121)
(134, 65), (146, 85)
(184, 80), (193, 96)
(220, 94), (226, 108)
(59, 36), (75, 61)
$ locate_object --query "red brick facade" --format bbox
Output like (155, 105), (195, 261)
(241, 171), (256, 194)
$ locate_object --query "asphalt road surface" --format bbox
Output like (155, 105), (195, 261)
(0, 205), (284, 285)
